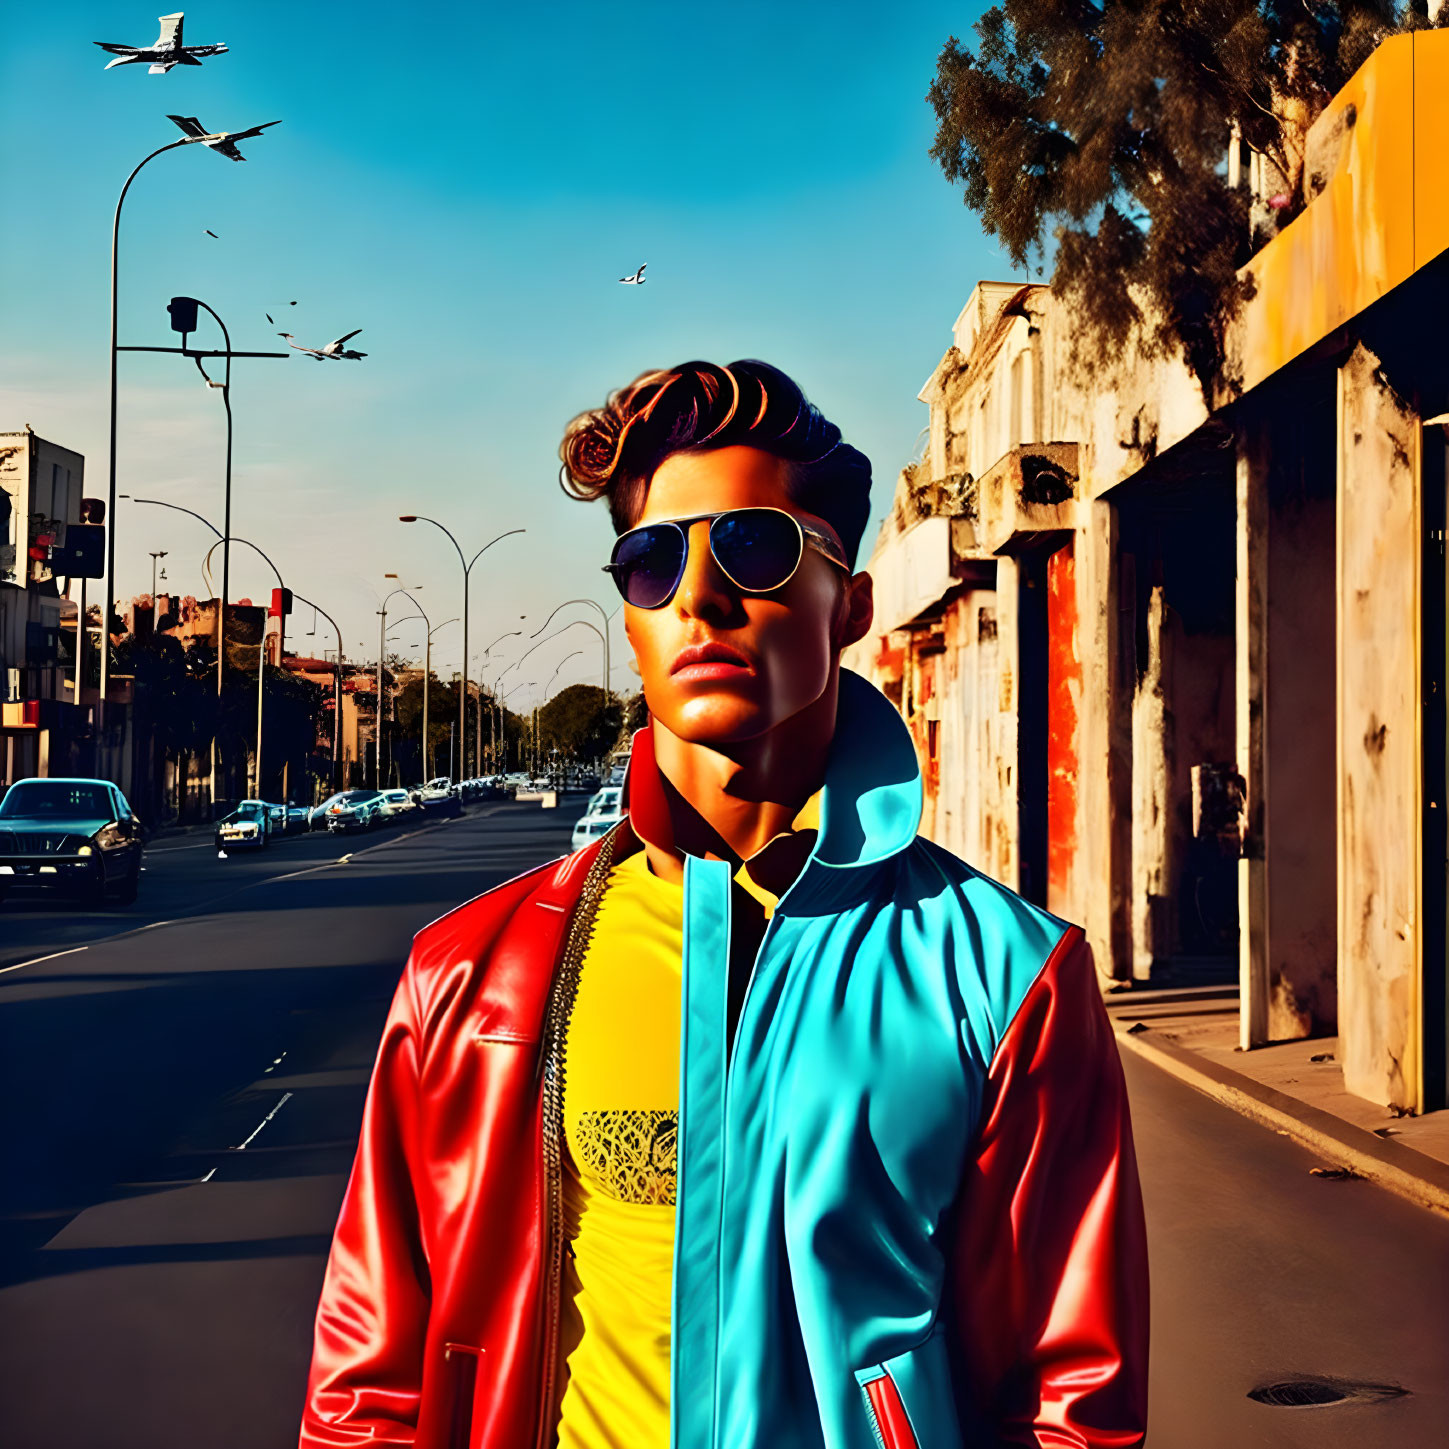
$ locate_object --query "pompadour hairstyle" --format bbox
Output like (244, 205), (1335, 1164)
(558, 359), (872, 568)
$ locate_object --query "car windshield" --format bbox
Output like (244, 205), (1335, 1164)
(340, 791), (379, 803)
(0, 781), (113, 819)
(235, 803), (266, 821)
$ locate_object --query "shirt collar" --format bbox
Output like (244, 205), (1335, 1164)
(618, 668), (921, 873)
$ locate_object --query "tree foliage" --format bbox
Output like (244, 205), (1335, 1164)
(537, 684), (622, 763)
(927, 1), (1421, 388)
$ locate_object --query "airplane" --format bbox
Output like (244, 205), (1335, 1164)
(278, 330), (367, 362)
(166, 114), (282, 162)
(94, 13), (227, 73)
(618, 263), (647, 285)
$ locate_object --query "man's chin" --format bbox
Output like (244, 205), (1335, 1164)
(654, 696), (778, 749)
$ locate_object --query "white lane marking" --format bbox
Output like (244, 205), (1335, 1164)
(0, 945), (89, 976)
(236, 1090), (294, 1150)
(268, 860), (349, 883)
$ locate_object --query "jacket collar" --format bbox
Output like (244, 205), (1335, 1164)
(620, 667), (922, 873)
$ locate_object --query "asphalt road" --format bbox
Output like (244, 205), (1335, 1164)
(1, 805), (1446, 1448)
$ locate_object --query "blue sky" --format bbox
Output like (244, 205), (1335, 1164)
(1, 0), (1008, 706)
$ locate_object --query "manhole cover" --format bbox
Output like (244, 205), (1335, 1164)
(1248, 1377), (1407, 1408)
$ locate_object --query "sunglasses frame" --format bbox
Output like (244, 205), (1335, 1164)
(602, 506), (850, 610)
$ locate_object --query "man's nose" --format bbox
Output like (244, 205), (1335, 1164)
(673, 519), (734, 620)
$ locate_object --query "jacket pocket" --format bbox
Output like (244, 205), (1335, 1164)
(442, 1342), (481, 1449)
(855, 1325), (961, 1449)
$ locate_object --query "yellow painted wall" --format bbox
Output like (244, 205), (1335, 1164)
(1239, 31), (1449, 394)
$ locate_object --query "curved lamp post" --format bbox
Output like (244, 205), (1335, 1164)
(530, 599), (611, 693)
(500, 679), (536, 775)
(203, 536), (283, 799)
(478, 626), (523, 773)
(103, 123), (277, 709)
(386, 593), (454, 781)
(397, 519), (524, 785)
(293, 591), (345, 791)
(376, 584), (421, 787)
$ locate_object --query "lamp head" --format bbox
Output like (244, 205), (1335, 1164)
(399, 515), (418, 523)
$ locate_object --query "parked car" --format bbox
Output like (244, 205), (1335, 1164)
(0, 776), (144, 905)
(377, 788), (417, 821)
(309, 792), (348, 830)
(417, 777), (454, 803)
(325, 789), (385, 832)
(215, 800), (272, 853)
(284, 804), (311, 834)
(571, 786), (623, 852)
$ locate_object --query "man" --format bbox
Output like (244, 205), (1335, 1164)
(301, 360), (1149, 1449)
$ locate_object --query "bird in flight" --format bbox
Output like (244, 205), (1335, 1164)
(205, 229), (218, 238)
(94, 12), (227, 73)
(166, 114), (282, 162)
(618, 264), (647, 285)
(278, 329), (367, 362)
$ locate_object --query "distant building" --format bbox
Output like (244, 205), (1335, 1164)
(0, 427), (87, 783)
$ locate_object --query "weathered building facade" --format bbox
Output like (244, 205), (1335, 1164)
(0, 428), (90, 782)
(847, 30), (1449, 1116)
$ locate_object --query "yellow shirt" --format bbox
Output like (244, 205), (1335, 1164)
(556, 851), (681, 1449)
(554, 792), (822, 1449)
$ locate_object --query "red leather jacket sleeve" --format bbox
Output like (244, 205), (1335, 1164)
(300, 957), (430, 1447)
(949, 927), (1150, 1447)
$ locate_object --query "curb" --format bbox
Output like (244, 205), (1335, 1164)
(1114, 1023), (1449, 1221)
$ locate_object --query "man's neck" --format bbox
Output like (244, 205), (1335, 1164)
(648, 674), (839, 873)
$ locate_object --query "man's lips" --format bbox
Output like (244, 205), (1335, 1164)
(670, 641), (755, 679)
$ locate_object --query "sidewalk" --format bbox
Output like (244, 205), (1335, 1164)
(1106, 984), (1449, 1219)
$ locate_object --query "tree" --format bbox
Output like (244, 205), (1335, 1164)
(927, 1), (1421, 390)
(537, 684), (623, 764)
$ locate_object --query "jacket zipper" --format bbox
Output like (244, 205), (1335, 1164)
(533, 829), (619, 1449)
(860, 1369), (919, 1449)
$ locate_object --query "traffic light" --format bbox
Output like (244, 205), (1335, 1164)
(50, 523), (105, 578)
(270, 587), (293, 618)
(167, 296), (199, 335)
(79, 498), (106, 524)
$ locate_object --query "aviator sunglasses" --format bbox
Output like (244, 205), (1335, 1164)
(603, 507), (850, 610)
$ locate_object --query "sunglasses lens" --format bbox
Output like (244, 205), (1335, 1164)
(710, 509), (803, 592)
(612, 525), (685, 609)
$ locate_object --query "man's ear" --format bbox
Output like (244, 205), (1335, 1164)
(835, 571), (874, 651)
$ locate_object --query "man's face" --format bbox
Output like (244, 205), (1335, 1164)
(621, 445), (873, 747)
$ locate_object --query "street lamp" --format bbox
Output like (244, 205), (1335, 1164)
(538, 649), (584, 778)
(386, 593), (451, 782)
(117, 288), (288, 800)
(293, 592), (345, 791)
(500, 679), (536, 774)
(102, 120), (279, 711)
(203, 536), (285, 799)
(530, 599), (612, 694)
(126, 494), (269, 805)
(376, 583), (421, 788)
(398, 518), (525, 790)
(477, 624), (524, 775)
